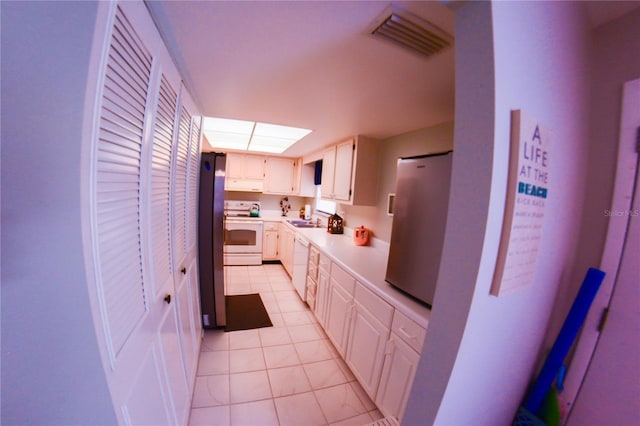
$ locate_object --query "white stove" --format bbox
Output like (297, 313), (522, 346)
(223, 201), (263, 265)
(224, 200), (262, 218)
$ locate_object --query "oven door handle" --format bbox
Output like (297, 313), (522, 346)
(225, 219), (264, 225)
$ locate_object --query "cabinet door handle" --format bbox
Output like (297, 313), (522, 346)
(398, 326), (416, 341)
(181, 267), (186, 275)
(164, 294), (172, 305)
(349, 303), (356, 321)
(385, 338), (396, 356)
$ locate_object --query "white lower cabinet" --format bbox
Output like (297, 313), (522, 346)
(314, 256), (330, 327)
(345, 282), (393, 398)
(278, 223), (295, 276)
(262, 221), (279, 260)
(298, 243), (428, 422)
(375, 335), (421, 422)
(325, 281), (354, 357)
(375, 309), (426, 421)
(305, 245), (320, 309)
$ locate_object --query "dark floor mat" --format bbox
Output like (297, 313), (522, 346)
(224, 293), (273, 332)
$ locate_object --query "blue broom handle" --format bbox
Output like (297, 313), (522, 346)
(523, 267), (606, 414)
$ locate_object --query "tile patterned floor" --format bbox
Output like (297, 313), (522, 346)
(188, 264), (384, 426)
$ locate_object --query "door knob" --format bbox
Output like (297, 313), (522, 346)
(181, 267), (186, 274)
(164, 294), (171, 304)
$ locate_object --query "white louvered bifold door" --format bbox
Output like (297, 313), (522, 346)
(149, 74), (178, 299)
(86, 3), (197, 425)
(94, 6), (152, 359)
(170, 91), (203, 389)
(172, 105), (191, 267)
(186, 115), (202, 254)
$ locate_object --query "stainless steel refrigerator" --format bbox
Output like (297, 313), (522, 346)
(198, 152), (226, 328)
(385, 151), (453, 307)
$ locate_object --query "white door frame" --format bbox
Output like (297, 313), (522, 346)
(561, 78), (640, 418)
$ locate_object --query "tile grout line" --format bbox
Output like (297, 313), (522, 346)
(257, 283), (283, 426)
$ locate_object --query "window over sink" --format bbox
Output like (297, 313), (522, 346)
(315, 186), (336, 215)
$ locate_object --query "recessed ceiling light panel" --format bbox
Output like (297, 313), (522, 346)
(202, 117), (311, 154)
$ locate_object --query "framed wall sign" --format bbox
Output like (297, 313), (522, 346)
(491, 109), (551, 296)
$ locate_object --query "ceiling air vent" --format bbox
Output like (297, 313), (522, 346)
(371, 6), (453, 58)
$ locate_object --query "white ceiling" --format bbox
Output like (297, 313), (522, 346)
(145, 1), (456, 157)
(145, 1), (640, 158)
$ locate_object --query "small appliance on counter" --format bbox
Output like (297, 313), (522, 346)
(249, 203), (260, 217)
(327, 214), (343, 234)
(353, 225), (371, 246)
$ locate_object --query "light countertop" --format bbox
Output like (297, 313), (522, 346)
(266, 214), (431, 329)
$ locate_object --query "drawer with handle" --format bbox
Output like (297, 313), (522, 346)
(263, 221), (279, 231)
(309, 245), (320, 265)
(307, 262), (318, 282)
(391, 310), (427, 353)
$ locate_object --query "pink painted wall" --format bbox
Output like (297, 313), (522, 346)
(403, 1), (593, 424)
(1, 2), (117, 424)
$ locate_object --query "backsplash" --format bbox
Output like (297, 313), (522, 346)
(224, 191), (312, 214)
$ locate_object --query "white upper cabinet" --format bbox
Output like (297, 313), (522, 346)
(265, 157), (298, 194)
(332, 140), (355, 201)
(320, 146), (337, 199)
(225, 153), (302, 195)
(297, 161), (317, 197)
(225, 153), (265, 191)
(320, 136), (379, 205)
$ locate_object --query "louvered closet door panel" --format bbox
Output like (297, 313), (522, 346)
(95, 6), (152, 356)
(149, 74), (178, 298)
(186, 116), (201, 253)
(173, 105), (191, 265)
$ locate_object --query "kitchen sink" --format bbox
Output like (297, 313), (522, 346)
(287, 219), (319, 228)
